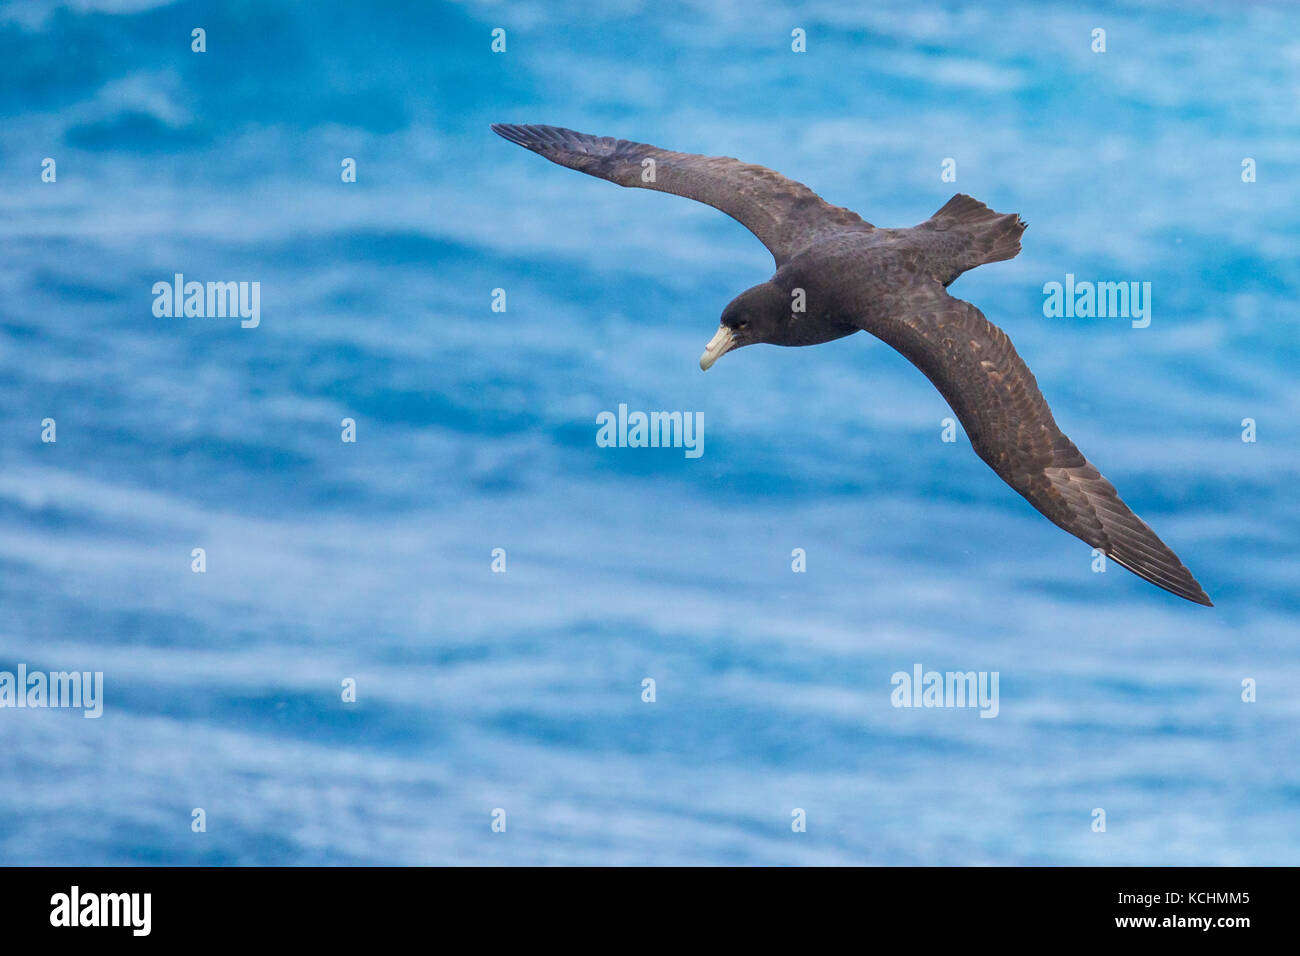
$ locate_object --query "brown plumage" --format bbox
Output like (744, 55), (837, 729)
(492, 123), (1212, 606)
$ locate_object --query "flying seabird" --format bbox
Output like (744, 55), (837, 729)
(492, 123), (1212, 606)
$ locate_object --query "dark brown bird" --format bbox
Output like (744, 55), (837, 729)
(492, 123), (1212, 606)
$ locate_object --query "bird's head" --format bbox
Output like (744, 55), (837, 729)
(699, 281), (789, 370)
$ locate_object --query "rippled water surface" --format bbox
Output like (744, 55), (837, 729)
(0, 0), (1297, 864)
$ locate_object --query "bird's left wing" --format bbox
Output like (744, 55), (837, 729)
(872, 275), (1211, 605)
(491, 124), (872, 266)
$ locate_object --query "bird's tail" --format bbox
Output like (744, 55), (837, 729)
(927, 193), (1027, 272)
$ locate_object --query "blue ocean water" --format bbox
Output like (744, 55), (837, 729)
(0, 0), (1297, 865)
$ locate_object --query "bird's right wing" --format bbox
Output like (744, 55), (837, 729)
(491, 124), (872, 266)
(875, 275), (1211, 605)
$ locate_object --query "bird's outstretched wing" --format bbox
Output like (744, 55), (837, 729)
(491, 123), (872, 266)
(877, 275), (1211, 605)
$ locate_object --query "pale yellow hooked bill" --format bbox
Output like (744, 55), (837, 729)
(699, 325), (735, 370)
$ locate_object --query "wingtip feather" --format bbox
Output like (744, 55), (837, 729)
(1104, 547), (1214, 607)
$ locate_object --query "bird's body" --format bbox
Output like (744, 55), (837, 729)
(492, 123), (1212, 606)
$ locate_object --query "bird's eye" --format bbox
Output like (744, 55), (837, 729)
(738, 320), (750, 329)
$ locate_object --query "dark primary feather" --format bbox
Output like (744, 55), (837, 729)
(866, 275), (1212, 606)
(491, 123), (872, 265)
